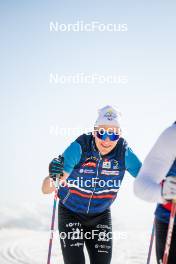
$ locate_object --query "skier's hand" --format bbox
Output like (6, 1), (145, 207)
(162, 176), (176, 201)
(49, 155), (64, 181)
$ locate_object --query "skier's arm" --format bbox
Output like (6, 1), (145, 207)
(42, 141), (82, 194)
(125, 147), (142, 177)
(134, 125), (176, 203)
(63, 141), (82, 174)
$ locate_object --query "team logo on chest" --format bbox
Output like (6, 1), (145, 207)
(102, 161), (111, 169)
(82, 161), (96, 168)
(113, 160), (119, 169)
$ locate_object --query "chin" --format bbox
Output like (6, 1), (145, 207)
(101, 147), (112, 155)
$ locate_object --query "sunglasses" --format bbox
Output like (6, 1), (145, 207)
(96, 129), (120, 141)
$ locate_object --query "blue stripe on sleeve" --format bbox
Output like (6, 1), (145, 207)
(63, 141), (82, 174)
(125, 147), (142, 177)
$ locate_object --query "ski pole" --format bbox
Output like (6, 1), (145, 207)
(162, 199), (176, 264)
(146, 219), (155, 264)
(47, 176), (60, 264)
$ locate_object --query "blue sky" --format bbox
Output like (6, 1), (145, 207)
(0, 1), (176, 206)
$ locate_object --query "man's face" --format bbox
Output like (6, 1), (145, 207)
(94, 125), (121, 155)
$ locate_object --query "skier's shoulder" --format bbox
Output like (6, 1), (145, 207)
(159, 122), (176, 143)
(116, 137), (128, 153)
(120, 137), (128, 148)
(76, 132), (93, 144)
(75, 133), (93, 152)
(113, 137), (128, 161)
(145, 122), (176, 163)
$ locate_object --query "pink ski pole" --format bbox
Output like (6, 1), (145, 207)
(146, 219), (155, 264)
(47, 177), (59, 264)
(162, 200), (176, 264)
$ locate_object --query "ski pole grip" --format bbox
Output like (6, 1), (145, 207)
(54, 171), (64, 188)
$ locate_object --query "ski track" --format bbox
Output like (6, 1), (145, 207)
(0, 229), (157, 264)
(0, 229), (62, 264)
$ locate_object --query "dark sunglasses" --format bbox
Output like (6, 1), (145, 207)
(96, 129), (120, 141)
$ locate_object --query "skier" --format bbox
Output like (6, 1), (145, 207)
(42, 105), (141, 264)
(134, 122), (176, 264)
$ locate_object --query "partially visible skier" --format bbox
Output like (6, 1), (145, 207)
(134, 122), (176, 264)
(42, 105), (142, 264)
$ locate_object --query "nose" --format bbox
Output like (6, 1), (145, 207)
(104, 136), (110, 142)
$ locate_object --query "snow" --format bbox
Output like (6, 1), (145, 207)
(0, 201), (157, 263)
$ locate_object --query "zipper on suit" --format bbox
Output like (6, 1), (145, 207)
(87, 153), (102, 214)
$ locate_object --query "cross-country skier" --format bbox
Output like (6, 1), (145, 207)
(42, 105), (141, 264)
(134, 122), (176, 264)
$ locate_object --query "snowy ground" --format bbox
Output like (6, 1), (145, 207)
(0, 228), (157, 264)
(0, 227), (157, 263)
(0, 201), (157, 263)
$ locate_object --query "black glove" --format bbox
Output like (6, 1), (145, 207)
(49, 155), (64, 181)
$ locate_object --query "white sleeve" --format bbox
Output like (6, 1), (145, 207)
(134, 124), (176, 203)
